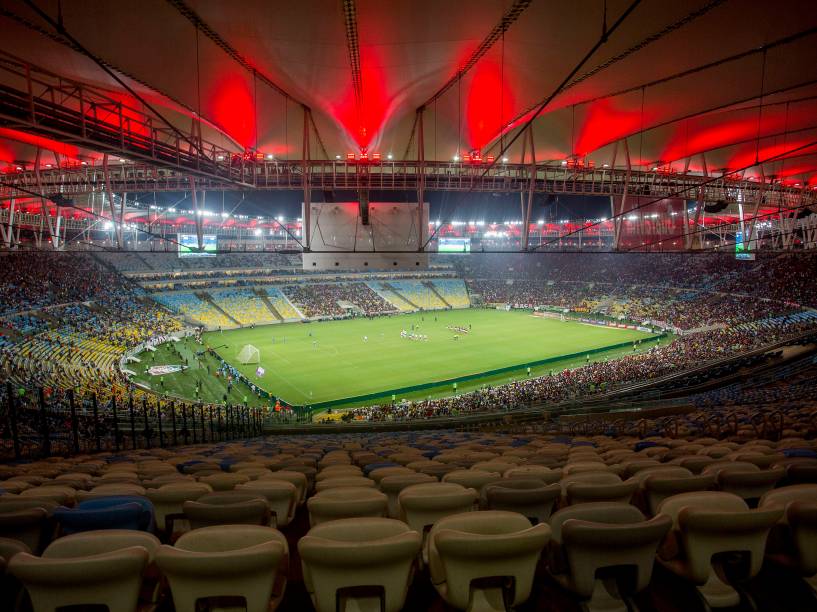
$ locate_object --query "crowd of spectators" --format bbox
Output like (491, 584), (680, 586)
(0, 252), (129, 316)
(2, 249), (817, 431)
(282, 282), (396, 317)
(345, 322), (815, 422)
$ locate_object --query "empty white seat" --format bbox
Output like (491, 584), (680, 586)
(308, 487), (388, 526)
(157, 524), (288, 612)
(548, 503), (670, 612)
(428, 511), (550, 611)
(657, 491), (782, 608)
(300, 518), (421, 612)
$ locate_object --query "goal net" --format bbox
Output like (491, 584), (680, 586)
(237, 344), (260, 364)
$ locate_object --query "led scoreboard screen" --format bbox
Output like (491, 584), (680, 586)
(178, 234), (218, 257)
(438, 237), (471, 253)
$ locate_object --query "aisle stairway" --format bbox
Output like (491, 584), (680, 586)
(423, 281), (451, 308)
(382, 282), (420, 309)
(197, 292), (241, 326)
(255, 288), (283, 322)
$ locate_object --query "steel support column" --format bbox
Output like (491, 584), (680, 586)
(689, 153), (708, 250)
(302, 108), (311, 251)
(744, 170), (766, 252)
(522, 126), (536, 251)
(0, 197), (10, 246)
(189, 177), (204, 252)
(33, 149), (59, 249)
(613, 140), (632, 250)
(416, 108), (425, 250)
(102, 154), (124, 248)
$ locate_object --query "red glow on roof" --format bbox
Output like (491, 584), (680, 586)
(0, 128), (80, 159)
(207, 73), (257, 148)
(728, 140), (817, 169)
(574, 98), (655, 156)
(332, 48), (394, 149)
(464, 60), (514, 152)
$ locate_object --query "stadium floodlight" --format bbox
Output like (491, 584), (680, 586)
(502, 157), (508, 163)
(266, 153), (274, 160)
(335, 155), (341, 160)
(453, 155), (460, 161)
(387, 153), (393, 160)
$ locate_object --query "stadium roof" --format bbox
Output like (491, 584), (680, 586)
(2, 0), (817, 186)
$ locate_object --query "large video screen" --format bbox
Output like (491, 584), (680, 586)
(178, 234), (217, 257)
(735, 231), (755, 261)
(438, 237), (471, 253)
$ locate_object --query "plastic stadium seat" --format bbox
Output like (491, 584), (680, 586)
(183, 493), (270, 529)
(564, 480), (638, 506)
(428, 511), (550, 611)
(716, 466), (786, 503)
(0, 481), (32, 495)
(308, 487), (388, 526)
(77, 495), (155, 531)
(77, 483), (147, 501)
(701, 461), (760, 477)
(281, 465), (318, 490)
(235, 467), (274, 480)
(10, 539), (151, 612)
(369, 466), (414, 484)
(442, 470), (501, 494)
(299, 518), (422, 612)
(783, 463), (817, 485)
(504, 465), (562, 483)
(157, 525), (288, 612)
(548, 503), (671, 612)
(43, 529), (161, 608)
(315, 466), (364, 481)
(641, 473), (715, 516)
(656, 491), (783, 608)
(146, 481), (212, 536)
(482, 480), (562, 524)
(671, 456), (718, 474)
(760, 484), (817, 591)
(417, 464), (461, 479)
(398, 482), (478, 562)
(19, 486), (76, 506)
(261, 471), (309, 504)
(315, 476), (375, 492)
(471, 461), (518, 474)
(0, 537), (30, 607)
(55, 472), (94, 485)
(55, 499), (152, 535)
(198, 472), (251, 491)
(236, 480), (298, 527)
(143, 473), (195, 489)
(379, 473), (437, 518)
(0, 500), (56, 554)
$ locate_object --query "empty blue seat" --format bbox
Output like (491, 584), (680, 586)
(363, 462), (400, 475)
(55, 502), (146, 535)
(783, 448), (817, 459)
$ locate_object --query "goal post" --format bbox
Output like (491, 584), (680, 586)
(237, 344), (261, 364)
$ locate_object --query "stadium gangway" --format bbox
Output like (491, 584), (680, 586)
(1, 383), (264, 461)
(0, 52), (247, 185)
(3, 157), (814, 212)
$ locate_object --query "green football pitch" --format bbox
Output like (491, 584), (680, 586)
(192, 309), (657, 408)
